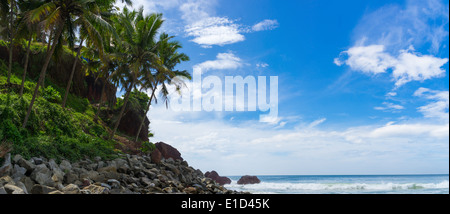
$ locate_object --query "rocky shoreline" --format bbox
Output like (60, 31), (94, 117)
(0, 151), (248, 194)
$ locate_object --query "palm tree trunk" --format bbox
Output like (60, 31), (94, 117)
(93, 74), (109, 123)
(6, 0), (14, 85)
(62, 38), (84, 109)
(109, 82), (133, 140)
(134, 84), (157, 142)
(19, 34), (33, 96)
(22, 24), (64, 128)
(41, 28), (53, 90)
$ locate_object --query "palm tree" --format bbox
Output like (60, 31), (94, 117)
(16, 0), (46, 96)
(22, 0), (111, 128)
(61, 0), (116, 109)
(134, 33), (191, 142)
(108, 7), (164, 140)
(0, 0), (17, 85)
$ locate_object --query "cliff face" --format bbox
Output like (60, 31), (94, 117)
(0, 44), (86, 98)
(85, 76), (117, 107)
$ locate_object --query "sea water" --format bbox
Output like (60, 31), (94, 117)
(225, 174), (449, 194)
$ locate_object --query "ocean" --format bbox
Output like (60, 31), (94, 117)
(225, 174), (449, 194)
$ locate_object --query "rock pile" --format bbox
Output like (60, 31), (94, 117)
(0, 153), (246, 194)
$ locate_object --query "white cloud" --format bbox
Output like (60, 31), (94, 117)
(194, 52), (243, 72)
(148, 102), (449, 175)
(351, 0), (449, 53)
(256, 63), (269, 68)
(334, 45), (395, 74)
(414, 88), (449, 120)
(374, 102), (405, 112)
(369, 122), (449, 139)
(252, 19), (279, 32)
(179, 0), (216, 23)
(308, 118), (326, 128)
(335, 44), (448, 87)
(185, 17), (245, 47)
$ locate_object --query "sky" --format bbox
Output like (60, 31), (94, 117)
(115, 0), (449, 176)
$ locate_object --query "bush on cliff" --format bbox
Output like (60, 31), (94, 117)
(0, 60), (117, 162)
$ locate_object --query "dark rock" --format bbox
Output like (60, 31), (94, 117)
(16, 157), (35, 174)
(4, 184), (25, 194)
(30, 184), (57, 194)
(155, 142), (183, 161)
(205, 171), (231, 186)
(237, 175), (261, 185)
(151, 148), (162, 164)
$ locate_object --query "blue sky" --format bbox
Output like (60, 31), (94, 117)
(117, 0), (449, 175)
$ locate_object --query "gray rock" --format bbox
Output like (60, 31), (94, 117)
(0, 175), (14, 186)
(62, 184), (80, 194)
(13, 181), (29, 194)
(0, 186), (7, 194)
(64, 171), (79, 184)
(48, 159), (59, 170)
(32, 157), (43, 165)
(11, 164), (27, 180)
(20, 176), (35, 193)
(59, 160), (72, 172)
(5, 184), (25, 194)
(101, 183), (111, 190)
(82, 184), (109, 194)
(17, 157), (35, 173)
(31, 184), (57, 194)
(140, 177), (153, 187)
(30, 164), (54, 187)
(0, 153), (11, 177)
(12, 154), (23, 164)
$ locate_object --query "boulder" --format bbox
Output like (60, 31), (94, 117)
(155, 142), (183, 161)
(237, 175), (261, 185)
(4, 184), (25, 194)
(30, 164), (54, 187)
(0, 187), (7, 194)
(59, 160), (72, 172)
(205, 171), (231, 185)
(150, 148), (162, 164)
(16, 156), (35, 173)
(30, 184), (57, 194)
(0, 153), (11, 177)
(62, 184), (81, 194)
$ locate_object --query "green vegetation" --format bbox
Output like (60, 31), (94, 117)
(0, 60), (117, 161)
(0, 0), (190, 163)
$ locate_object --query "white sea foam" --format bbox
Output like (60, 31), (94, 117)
(225, 180), (449, 194)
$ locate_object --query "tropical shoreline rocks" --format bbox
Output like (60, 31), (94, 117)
(237, 175), (261, 185)
(0, 152), (248, 194)
(205, 171), (231, 186)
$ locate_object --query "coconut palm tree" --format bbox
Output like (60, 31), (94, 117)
(108, 7), (164, 140)
(134, 33), (191, 142)
(22, 0), (112, 128)
(61, 0), (116, 109)
(15, 0), (47, 96)
(0, 0), (17, 85)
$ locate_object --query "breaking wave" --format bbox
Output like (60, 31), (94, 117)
(225, 180), (449, 194)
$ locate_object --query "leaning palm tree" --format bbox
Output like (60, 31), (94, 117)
(61, 2), (116, 109)
(16, 0), (46, 96)
(0, 0), (17, 85)
(22, 0), (111, 128)
(108, 7), (164, 140)
(134, 33), (191, 142)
